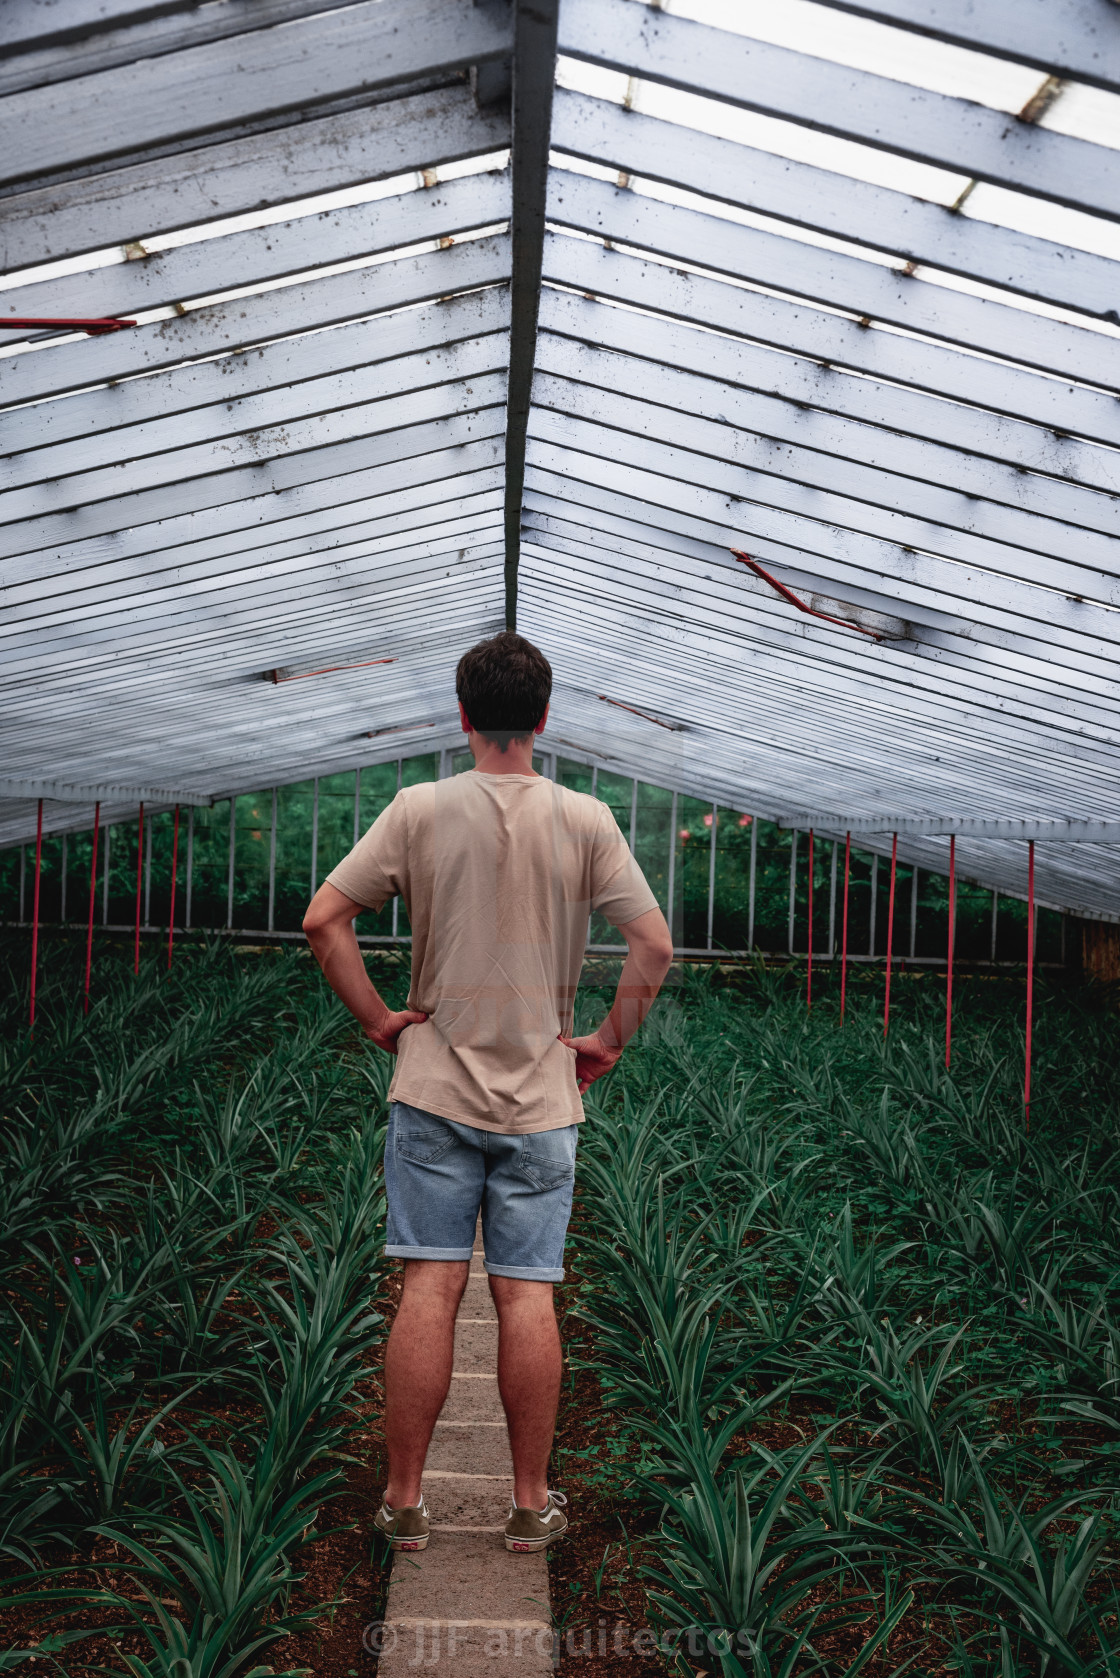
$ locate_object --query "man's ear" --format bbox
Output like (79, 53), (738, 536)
(458, 701), (472, 734)
(533, 703), (550, 737)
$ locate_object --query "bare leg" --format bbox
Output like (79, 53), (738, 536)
(489, 1276), (562, 1510)
(383, 1258), (469, 1507)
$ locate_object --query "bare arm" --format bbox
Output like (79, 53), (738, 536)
(303, 882), (427, 1052)
(559, 905), (674, 1093)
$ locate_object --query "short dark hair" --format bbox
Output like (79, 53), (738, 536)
(456, 632), (552, 752)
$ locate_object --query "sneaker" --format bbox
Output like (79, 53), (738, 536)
(374, 1494), (429, 1552)
(504, 1489), (568, 1552)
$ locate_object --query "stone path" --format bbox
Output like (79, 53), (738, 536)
(378, 1224), (554, 1677)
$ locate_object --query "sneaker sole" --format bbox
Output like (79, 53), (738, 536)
(504, 1526), (567, 1552)
(376, 1527), (430, 1552)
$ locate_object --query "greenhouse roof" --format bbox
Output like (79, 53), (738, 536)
(3, 0), (1120, 919)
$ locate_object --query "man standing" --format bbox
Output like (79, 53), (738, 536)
(303, 632), (673, 1554)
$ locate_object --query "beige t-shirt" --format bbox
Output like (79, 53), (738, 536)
(326, 771), (658, 1133)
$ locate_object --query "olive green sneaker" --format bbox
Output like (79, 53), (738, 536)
(374, 1494), (429, 1552)
(504, 1490), (568, 1552)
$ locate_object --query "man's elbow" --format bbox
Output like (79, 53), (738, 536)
(636, 920), (675, 974)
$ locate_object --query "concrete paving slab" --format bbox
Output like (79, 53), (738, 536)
(454, 1318), (500, 1374)
(425, 1422), (512, 1474)
(379, 1535), (552, 1678)
(423, 1471), (512, 1525)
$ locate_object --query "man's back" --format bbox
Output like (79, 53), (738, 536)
(327, 771), (656, 1132)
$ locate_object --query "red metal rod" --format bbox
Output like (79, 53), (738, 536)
(1025, 839), (1035, 1134)
(167, 806), (180, 972)
(134, 802), (144, 976)
(29, 799), (43, 1034)
(945, 835), (956, 1069)
(840, 831), (851, 1024)
(807, 828), (814, 1010)
(84, 803), (100, 1015)
(731, 548), (883, 640)
(884, 833), (898, 1037)
(0, 316), (136, 335)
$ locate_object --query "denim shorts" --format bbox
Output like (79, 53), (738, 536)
(383, 1100), (578, 1282)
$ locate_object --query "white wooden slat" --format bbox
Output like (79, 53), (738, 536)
(1, 333), (508, 511)
(2, 453), (503, 591)
(531, 357), (1120, 594)
(0, 0), (514, 189)
(4, 473), (503, 603)
(1, 493), (504, 625)
(539, 288), (1120, 502)
(552, 89), (1120, 324)
(559, 0), (1120, 221)
(521, 516), (1120, 752)
(547, 168), (1120, 392)
(523, 436), (1120, 689)
(806, 0), (1120, 95)
(0, 543), (506, 677)
(3, 169), (510, 325)
(522, 503), (1120, 743)
(0, 389), (507, 558)
(542, 233), (1120, 449)
(523, 474), (1120, 736)
(0, 86), (510, 271)
(4, 283), (509, 457)
(0, 235), (510, 410)
(2, 2), (420, 96)
(528, 405), (1120, 655)
(0, 526), (506, 656)
(523, 587), (1117, 823)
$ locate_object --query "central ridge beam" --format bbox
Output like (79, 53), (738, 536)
(503, 0), (559, 632)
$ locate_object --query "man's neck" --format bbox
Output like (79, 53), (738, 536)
(468, 731), (539, 776)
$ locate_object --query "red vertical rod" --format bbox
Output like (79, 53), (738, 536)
(840, 832), (851, 1024)
(1025, 839), (1035, 1134)
(883, 832), (898, 1036)
(945, 835), (956, 1069)
(133, 802), (144, 976)
(29, 799), (43, 1033)
(807, 828), (814, 1009)
(167, 806), (180, 972)
(83, 803), (100, 1014)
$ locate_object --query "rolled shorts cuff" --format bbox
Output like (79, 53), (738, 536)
(384, 1243), (474, 1262)
(484, 1261), (564, 1282)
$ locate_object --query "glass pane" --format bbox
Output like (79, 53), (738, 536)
(106, 816), (143, 928)
(231, 794), (270, 930)
(274, 781), (314, 932)
(675, 795), (712, 950)
(996, 895), (1030, 962)
(145, 808), (178, 930)
(355, 762), (399, 937)
(915, 866), (951, 959)
(751, 819), (793, 954)
(711, 810), (755, 952)
(0, 848), (21, 921)
(791, 831), (837, 956)
(955, 876), (993, 962)
(589, 771), (634, 946)
(557, 757), (593, 795)
(189, 801), (231, 929)
(64, 829), (99, 929)
(316, 772), (357, 893)
(1037, 906), (1062, 964)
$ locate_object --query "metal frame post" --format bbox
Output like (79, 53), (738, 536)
(19, 844), (26, 923)
(310, 778), (319, 900)
(868, 853), (879, 956)
(83, 803), (100, 1014)
(945, 836), (956, 1069)
(828, 840), (837, 958)
(666, 790), (678, 947)
(1025, 841), (1035, 1132)
(840, 832), (851, 1023)
(884, 832), (898, 1036)
(990, 890), (999, 962)
(268, 787), (277, 933)
(807, 828), (814, 1008)
(748, 816), (757, 950)
(144, 814), (153, 927)
(167, 806), (180, 971)
(102, 823), (110, 925)
(226, 797), (236, 929)
(29, 799), (43, 1032)
(706, 804), (716, 951)
(133, 802), (144, 974)
(60, 833), (68, 924)
(910, 864), (919, 957)
(788, 829), (798, 957)
(186, 809), (194, 929)
(392, 758), (402, 941)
